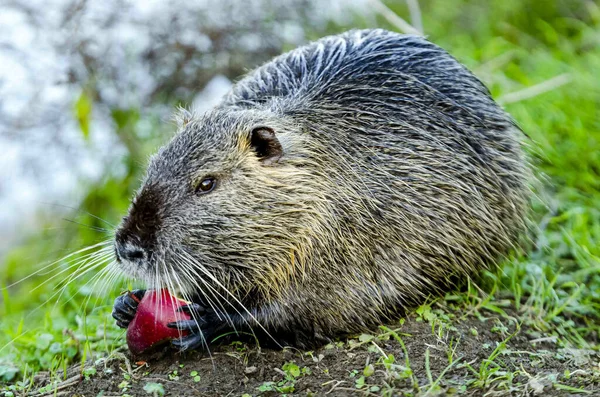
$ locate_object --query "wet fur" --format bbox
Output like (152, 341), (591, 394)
(114, 29), (529, 348)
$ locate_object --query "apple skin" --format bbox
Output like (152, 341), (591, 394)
(126, 289), (191, 355)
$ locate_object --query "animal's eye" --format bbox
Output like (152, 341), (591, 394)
(196, 177), (216, 194)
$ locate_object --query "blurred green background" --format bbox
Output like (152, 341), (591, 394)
(0, 0), (598, 383)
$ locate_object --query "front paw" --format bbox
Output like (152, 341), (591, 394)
(167, 303), (222, 351)
(112, 289), (146, 328)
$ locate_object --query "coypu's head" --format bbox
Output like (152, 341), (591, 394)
(114, 108), (324, 304)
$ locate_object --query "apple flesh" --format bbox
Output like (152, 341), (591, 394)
(126, 289), (191, 355)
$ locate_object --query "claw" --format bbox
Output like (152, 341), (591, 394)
(166, 319), (207, 331)
(176, 303), (206, 317)
(129, 289), (145, 303)
(167, 309), (218, 352)
(112, 289), (146, 328)
(112, 309), (133, 324)
(171, 332), (211, 351)
(116, 320), (129, 329)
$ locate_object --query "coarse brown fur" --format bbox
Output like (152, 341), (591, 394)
(112, 29), (529, 349)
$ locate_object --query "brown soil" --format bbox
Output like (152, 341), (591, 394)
(32, 306), (599, 396)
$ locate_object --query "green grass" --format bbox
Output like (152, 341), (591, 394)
(1, 0), (599, 394)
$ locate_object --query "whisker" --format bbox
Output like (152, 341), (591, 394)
(171, 258), (230, 328)
(2, 240), (111, 290)
(46, 249), (114, 294)
(165, 262), (191, 343)
(165, 259), (212, 354)
(36, 201), (117, 228)
(61, 218), (111, 233)
(77, 261), (121, 316)
(60, 262), (111, 314)
(37, 249), (106, 277)
(163, 259), (178, 326)
(33, 253), (113, 315)
(97, 263), (126, 311)
(174, 258), (235, 329)
(177, 250), (277, 346)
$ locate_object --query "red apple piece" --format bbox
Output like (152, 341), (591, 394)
(126, 289), (191, 355)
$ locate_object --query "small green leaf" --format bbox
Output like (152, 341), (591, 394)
(278, 385), (295, 393)
(35, 333), (54, 350)
(257, 381), (275, 392)
(83, 367), (97, 380)
(282, 362), (300, 377)
(74, 90), (93, 140)
(0, 364), (19, 382)
(355, 376), (365, 389)
(143, 382), (165, 396)
(358, 334), (374, 343)
(48, 342), (63, 354)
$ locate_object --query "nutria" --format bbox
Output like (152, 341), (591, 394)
(111, 29), (529, 351)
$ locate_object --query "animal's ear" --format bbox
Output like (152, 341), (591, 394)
(249, 127), (283, 166)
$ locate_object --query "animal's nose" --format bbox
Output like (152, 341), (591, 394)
(114, 234), (146, 263)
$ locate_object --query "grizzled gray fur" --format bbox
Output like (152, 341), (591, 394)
(112, 29), (529, 350)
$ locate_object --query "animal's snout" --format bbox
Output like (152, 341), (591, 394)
(114, 184), (163, 265)
(114, 229), (149, 264)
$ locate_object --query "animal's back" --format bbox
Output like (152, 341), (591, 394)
(224, 29), (506, 124)
(223, 28), (526, 200)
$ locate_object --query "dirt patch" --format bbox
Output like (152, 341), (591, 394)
(30, 305), (600, 396)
